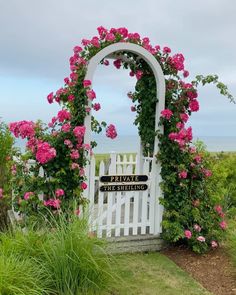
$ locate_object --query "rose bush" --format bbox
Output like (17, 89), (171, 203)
(10, 26), (234, 252)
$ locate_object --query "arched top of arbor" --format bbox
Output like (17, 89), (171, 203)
(84, 42), (166, 158)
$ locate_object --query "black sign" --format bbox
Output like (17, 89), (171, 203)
(100, 175), (148, 183)
(100, 184), (148, 192)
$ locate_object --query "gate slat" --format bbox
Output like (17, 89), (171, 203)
(115, 165), (122, 236)
(132, 160), (139, 235)
(106, 152), (116, 237)
(124, 164), (132, 236)
(88, 156), (95, 229)
(97, 161), (105, 238)
(141, 161), (149, 234)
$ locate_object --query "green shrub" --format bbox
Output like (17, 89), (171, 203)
(0, 121), (14, 230)
(207, 152), (236, 212)
(226, 219), (236, 266)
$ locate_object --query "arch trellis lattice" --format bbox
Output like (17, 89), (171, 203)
(84, 43), (166, 236)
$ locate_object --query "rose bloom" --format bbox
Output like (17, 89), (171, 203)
(131, 106), (136, 112)
(0, 188), (3, 199)
(179, 170), (188, 179)
(93, 103), (101, 111)
(86, 89), (96, 100)
(57, 109), (71, 122)
(61, 123), (71, 133)
(106, 124), (117, 139)
(215, 205), (223, 214)
(184, 230), (192, 239)
(83, 80), (91, 87)
(197, 236), (205, 242)
(47, 92), (54, 104)
(194, 155), (202, 164)
(55, 189), (65, 197)
(183, 70), (189, 78)
(219, 221), (227, 230)
(24, 192), (34, 200)
(71, 163), (80, 170)
(73, 126), (86, 138)
(161, 109), (173, 120)
(81, 182), (87, 190)
(136, 70), (143, 80)
(211, 240), (218, 248)
(36, 142), (56, 164)
(70, 150), (80, 160)
(193, 224), (201, 232)
(68, 94), (75, 102)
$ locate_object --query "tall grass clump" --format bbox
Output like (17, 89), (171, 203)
(41, 214), (114, 295)
(0, 214), (115, 295)
(0, 254), (51, 295)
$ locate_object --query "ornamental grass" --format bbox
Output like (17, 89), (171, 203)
(0, 215), (115, 295)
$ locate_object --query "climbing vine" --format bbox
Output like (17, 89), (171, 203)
(9, 26), (234, 252)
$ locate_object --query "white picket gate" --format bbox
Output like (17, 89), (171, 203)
(86, 152), (161, 238)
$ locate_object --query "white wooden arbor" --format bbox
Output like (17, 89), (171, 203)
(83, 43), (166, 237)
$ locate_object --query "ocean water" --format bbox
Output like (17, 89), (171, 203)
(15, 135), (236, 154)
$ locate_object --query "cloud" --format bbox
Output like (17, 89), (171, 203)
(0, 0), (235, 137)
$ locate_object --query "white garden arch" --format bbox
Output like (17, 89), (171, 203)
(83, 43), (166, 237)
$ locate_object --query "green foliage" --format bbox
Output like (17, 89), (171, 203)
(207, 152), (236, 213)
(0, 215), (115, 295)
(0, 121), (14, 230)
(226, 219), (236, 267)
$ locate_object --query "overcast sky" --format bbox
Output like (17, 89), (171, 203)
(0, 0), (236, 139)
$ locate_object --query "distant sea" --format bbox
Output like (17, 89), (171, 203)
(15, 135), (236, 154)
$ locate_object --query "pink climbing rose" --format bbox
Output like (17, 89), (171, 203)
(55, 189), (65, 197)
(219, 221), (227, 230)
(113, 59), (122, 69)
(193, 224), (201, 232)
(61, 123), (71, 133)
(161, 109), (173, 120)
(163, 46), (171, 54)
(81, 182), (87, 190)
(44, 199), (61, 209)
(105, 32), (115, 42)
(83, 80), (91, 87)
(9, 121), (35, 139)
(36, 142), (56, 164)
(136, 70), (143, 80)
(0, 188), (3, 199)
(24, 192), (34, 200)
(183, 70), (189, 78)
(47, 92), (54, 104)
(93, 103), (101, 111)
(184, 230), (192, 239)
(106, 124), (117, 139)
(179, 170), (188, 179)
(211, 241), (218, 248)
(180, 113), (189, 123)
(197, 236), (205, 242)
(57, 110), (71, 122)
(86, 89), (96, 100)
(73, 126), (86, 138)
(215, 205), (223, 214)
(189, 100), (199, 112)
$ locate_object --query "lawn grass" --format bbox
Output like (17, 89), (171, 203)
(105, 252), (211, 295)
